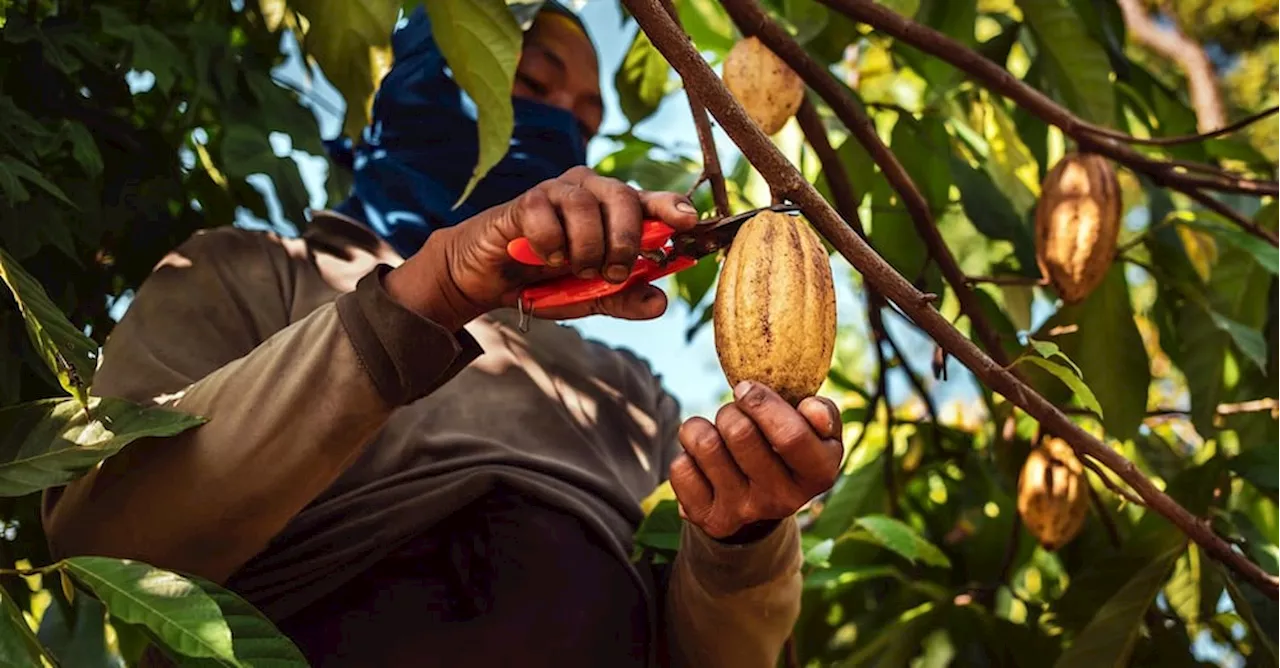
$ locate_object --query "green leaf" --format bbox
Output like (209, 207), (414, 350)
(0, 396), (206, 497)
(1231, 443), (1278, 501)
(812, 460), (885, 539)
(1027, 336), (1083, 377)
(674, 0), (736, 56)
(1017, 356), (1104, 419)
(289, 0), (400, 141)
(62, 558), (236, 664)
(0, 156), (74, 207)
(781, 0), (830, 45)
(1176, 218), (1278, 277)
(1017, 0), (1115, 125)
(0, 587), (50, 668)
(851, 515), (951, 568)
(632, 499), (683, 558)
(1176, 213), (1274, 434)
(615, 27), (670, 126)
(1031, 267), (1149, 438)
(0, 246), (97, 403)
(1054, 539), (1185, 667)
(803, 564), (900, 591)
(673, 253), (718, 311)
(949, 156), (1038, 273)
(423, 0), (522, 207)
(37, 593), (113, 668)
(803, 537), (835, 568)
(63, 122), (102, 177)
(891, 116), (951, 212)
(894, 0), (977, 96)
(816, 132), (879, 214)
(1219, 563), (1279, 666)
(172, 575), (309, 667)
(95, 7), (185, 93)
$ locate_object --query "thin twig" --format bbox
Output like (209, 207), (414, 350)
(965, 275), (1047, 287)
(1088, 484), (1124, 548)
(1081, 456), (1146, 507)
(624, 0), (1279, 599)
(878, 306), (950, 457)
(1218, 398), (1280, 417)
(872, 320), (899, 518)
(717, 0), (1017, 374)
(796, 97), (865, 236)
(1091, 105), (1279, 147)
(658, 0), (730, 217)
(1183, 189), (1279, 244)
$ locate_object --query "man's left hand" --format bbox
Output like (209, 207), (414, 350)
(670, 381), (844, 541)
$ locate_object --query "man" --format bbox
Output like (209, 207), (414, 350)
(42, 5), (844, 667)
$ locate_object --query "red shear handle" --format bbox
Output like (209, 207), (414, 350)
(517, 256), (697, 310)
(506, 219), (676, 266)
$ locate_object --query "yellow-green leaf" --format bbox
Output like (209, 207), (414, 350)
(0, 396), (206, 497)
(290, 0), (400, 141)
(421, 0), (522, 207)
(0, 247), (97, 403)
(615, 27), (670, 126)
(1018, 355), (1104, 419)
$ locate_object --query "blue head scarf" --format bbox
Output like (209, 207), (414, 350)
(325, 3), (591, 258)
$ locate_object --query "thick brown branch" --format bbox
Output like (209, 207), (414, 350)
(623, 0), (1279, 599)
(717, 0), (1015, 370)
(815, 0), (1280, 246)
(1117, 0), (1225, 133)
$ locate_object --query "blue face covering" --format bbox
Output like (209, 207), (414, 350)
(326, 6), (590, 259)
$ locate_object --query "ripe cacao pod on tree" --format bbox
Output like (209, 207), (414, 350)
(1016, 437), (1090, 551)
(1034, 152), (1122, 304)
(713, 211), (836, 406)
(722, 37), (805, 136)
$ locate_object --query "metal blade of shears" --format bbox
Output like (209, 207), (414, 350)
(665, 203), (802, 264)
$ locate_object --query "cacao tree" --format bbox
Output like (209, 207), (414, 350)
(0, 0), (1276, 666)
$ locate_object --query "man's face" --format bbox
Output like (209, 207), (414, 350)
(512, 12), (604, 143)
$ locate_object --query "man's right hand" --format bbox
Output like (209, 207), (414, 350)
(385, 166), (700, 331)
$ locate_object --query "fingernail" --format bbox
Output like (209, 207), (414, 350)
(579, 268), (599, 280)
(547, 251), (565, 267)
(605, 264), (630, 282)
(824, 399), (840, 434)
(675, 201), (697, 215)
(733, 380), (753, 400)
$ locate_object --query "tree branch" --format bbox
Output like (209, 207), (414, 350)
(815, 0), (1280, 246)
(623, 0), (1279, 599)
(1116, 0), (1225, 133)
(658, 0), (730, 217)
(717, 0), (1017, 371)
(1089, 105), (1280, 147)
(795, 97), (865, 235)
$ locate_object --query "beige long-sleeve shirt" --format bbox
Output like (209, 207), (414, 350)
(41, 212), (802, 667)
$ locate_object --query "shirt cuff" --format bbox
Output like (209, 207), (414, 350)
(335, 264), (484, 407)
(679, 515), (802, 596)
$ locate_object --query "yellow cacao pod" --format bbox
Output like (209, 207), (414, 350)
(1034, 152), (1122, 304)
(1016, 437), (1089, 551)
(722, 37), (805, 136)
(713, 211), (836, 405)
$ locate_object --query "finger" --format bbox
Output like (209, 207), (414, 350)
(678, 417), (747, 495)
(580, 176), (644, 284)
(799, 396), (842, 440)
(638, 190), (699, 232)
(534, 283), (668, 322)
(714, 403), (794, 490)
(669, 454), (713, 514)
(513, 188), (566, 267)
(547, 183), (605, 279)
(732, 381), (832, 486)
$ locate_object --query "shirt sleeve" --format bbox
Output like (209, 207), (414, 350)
(41, 228), (481, 584)
(649, 385), (804, 667)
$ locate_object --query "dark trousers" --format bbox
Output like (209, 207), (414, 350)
(275, 488), (652, 667)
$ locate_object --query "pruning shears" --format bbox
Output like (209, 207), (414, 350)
(506, 203), (802, 312)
